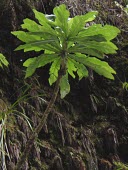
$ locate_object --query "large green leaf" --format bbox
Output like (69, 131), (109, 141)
(33, 9), (56, 27)
(84, 41), (118, 54)
(68, 58), (88, 80)
(15, 39), (60, 52)
(59, 73), (70, 99)
(76, 63), (88, 80)
(68, 11), (98, 38)
(68, 16), (85, 38)
(21, 18), (43, 32)
(23, 54), (59, 78)
(11, 31), (41, 43)
(24, 58), (39, 78)
(69, 34), (107, 42)
(93, 66), (115, 79)
(23, 54), (59, 67)
(53, 4), (70, 36)
(27, 32), (58, 40)
(67, 59), (77, 78)
(49, 58), (61, 85)
(22, 18), (57, 37)
(68, 41), (118, 55)
(33, 9), (56, 28)
(33, 9), (51, 26)
(68, 44), (104, 58)
(37, 54), (59, 68)
(12, 31), (61, 52)
(69, 54), (116, 80)
(78, 24), (120, 40)
(23, 57), (37, 67)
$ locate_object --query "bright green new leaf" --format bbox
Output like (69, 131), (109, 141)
(49, 58), (61, 85)
(68, 16), (85, 38)
(68, 11), (98, 38)
(53, 4), (70, 36)
(60, 73), (70, 99)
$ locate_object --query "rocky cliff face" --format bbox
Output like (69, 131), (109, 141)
(0, 0), (128, 170)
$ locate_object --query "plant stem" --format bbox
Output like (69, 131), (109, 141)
(14, 70), (63, 170)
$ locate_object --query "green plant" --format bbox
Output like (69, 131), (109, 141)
(0, 95), (33, 170)
(114, 161), (128, 170)
(0, 54), (9, 169)
(123, 81), (128, 91)
(0, 99), (9, 170)
(12, 5), (120, 98)
(12, 4), (120, 169)
(0, 53), (9, 68)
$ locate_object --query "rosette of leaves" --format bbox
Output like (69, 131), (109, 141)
(12, 4), (120, 98)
